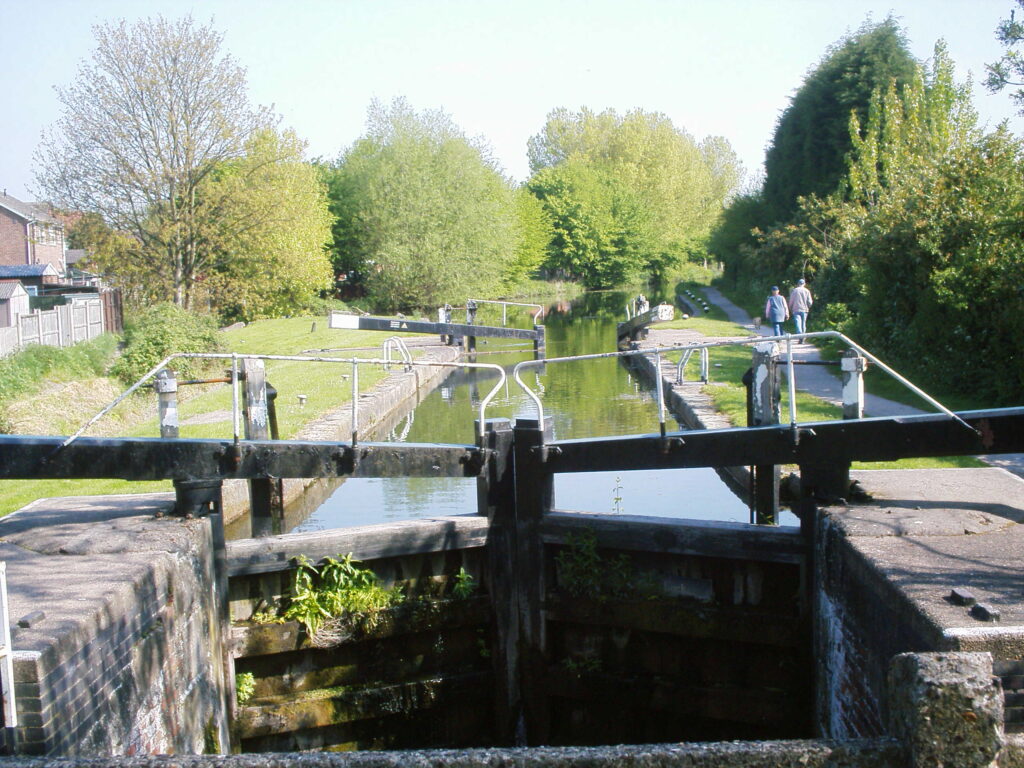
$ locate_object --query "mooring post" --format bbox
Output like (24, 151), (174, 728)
(172, 478), (232, 752)
(751, 342), (781, 524)
(533, 323), (546, 359)
(512, 417), (553, 745)
(155, 368), (179, 439)
(242, 359), (284, 537)
(476, 419), (519, 743)
(841, 349), (866, 420)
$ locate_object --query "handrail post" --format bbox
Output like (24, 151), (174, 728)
(466, 299), (478, 353)
(155, 368), (179, 439)
(476, 419), (518, 743)
(750, 342), (781, 524)
(512, 417), (553, 745)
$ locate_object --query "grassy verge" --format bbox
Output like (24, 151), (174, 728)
(669, 283), (984, 471)
(0, 318), (434, 516)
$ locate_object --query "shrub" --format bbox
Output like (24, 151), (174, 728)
(111, 303), (222, 384)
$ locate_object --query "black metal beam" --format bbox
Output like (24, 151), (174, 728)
(328, 313), (540, 340)
(543, 408), (1024, 474)
(0, 436), (484, 481)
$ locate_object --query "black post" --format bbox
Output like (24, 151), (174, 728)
(512, 417), (554, 745)
(466, 300), (478, 353)
(476, 419), (519, 744)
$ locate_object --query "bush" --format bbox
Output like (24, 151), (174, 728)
(111, 304), (222, 384)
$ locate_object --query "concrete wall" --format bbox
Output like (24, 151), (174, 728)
(0, 495), (226, 756)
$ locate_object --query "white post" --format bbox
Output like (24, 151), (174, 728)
(841, 350), (866, 420)
(0, 562), (18, 739)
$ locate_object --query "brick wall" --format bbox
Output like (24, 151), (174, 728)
(0, 210), (28, 266)
(0, 497), (227, 757)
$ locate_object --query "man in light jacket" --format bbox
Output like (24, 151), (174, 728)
(788, 279), (813, 338)
(765, 285), (789, 336)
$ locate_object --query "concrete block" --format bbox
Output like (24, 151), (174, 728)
(889, 651), (1004, 768)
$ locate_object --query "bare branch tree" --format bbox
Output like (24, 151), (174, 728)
(35, 16), (273, 308)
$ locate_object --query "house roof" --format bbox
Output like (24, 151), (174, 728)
(0, 264), (59, 279)
(0, 280), (27, 300)
(0, 192), (60, 226)
(65, 249), (87, 266)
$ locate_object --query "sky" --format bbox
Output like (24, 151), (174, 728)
(1, 0), (1021, 201)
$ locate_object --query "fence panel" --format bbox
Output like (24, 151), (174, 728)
(0, 328), (16, 357)
(39, 310), (60, 347)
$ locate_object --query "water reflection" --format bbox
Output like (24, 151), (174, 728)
(286, 290), (780, 534)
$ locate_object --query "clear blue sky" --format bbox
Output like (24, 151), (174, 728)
(1, 0), (1020, 201)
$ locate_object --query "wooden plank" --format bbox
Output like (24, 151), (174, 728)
(235, 671), (491, 739)
(542, 511), (807, 564)
(545, 666), (805, 726)
(227, 515), (489, 577)
(230, 597), (491, 658)
(545, 595), (806, 648)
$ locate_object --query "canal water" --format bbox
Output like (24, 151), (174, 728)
(286, 290), (775, 534)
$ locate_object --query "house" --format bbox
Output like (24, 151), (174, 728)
(0, 191), (66, 274)
(0, 264), (61, 296)
(0, 280), (29, 326)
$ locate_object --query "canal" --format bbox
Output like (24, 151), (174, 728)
(280, 289), (763, 534)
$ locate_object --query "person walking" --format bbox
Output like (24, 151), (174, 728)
(788, 278), (813, 338)
(764, 285), (789, 336)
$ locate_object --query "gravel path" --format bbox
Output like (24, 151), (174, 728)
(700, 286), (1024, 478)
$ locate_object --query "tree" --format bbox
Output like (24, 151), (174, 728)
(762, 18), (917, 223)
(986, 0), (1024, 113)
(526, 108), (741, 286)
(327, 99), (518, 312)
(194, 129), (334, 321)
(35, 16), (272, 309)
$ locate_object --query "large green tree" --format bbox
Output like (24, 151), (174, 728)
(35, 16), (274, 309)
(527, 108), (741, 287)
(195, 129), (334, 321)
(327, 99), (518, 312)
(761, 18), (917, 223)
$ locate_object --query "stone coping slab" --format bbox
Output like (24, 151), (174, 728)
(826, 468), (1024, 650)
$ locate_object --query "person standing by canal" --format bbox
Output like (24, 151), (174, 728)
(788, 278), (813, 339)
(764, 285), (789, 336)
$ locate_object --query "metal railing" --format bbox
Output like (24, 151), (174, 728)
(467, 299), (545, 325)
(56, 352), (509, 454)
(512, 331), (976, 440)
(382, 336), (414, 371)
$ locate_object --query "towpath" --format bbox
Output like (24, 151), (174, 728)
(698, 286), (1024, 479)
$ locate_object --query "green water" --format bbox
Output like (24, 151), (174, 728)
(287, 290), (762, 533)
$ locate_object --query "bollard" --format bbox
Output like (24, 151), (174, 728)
(841, 349), (866, 420)
(533, 324), (546, 359)
(243, 359), (284, 537)
(155, 368), (179, 439)
(750, 342), (780, 524)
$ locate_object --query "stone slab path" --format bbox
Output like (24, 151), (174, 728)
(699, 286), (1024, 478)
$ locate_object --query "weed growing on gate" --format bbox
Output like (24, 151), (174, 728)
(235, 671), (256, 705)
(452, 566), (477, 598)
(284, 554), (404, 645)
(555, 529), (658, 602)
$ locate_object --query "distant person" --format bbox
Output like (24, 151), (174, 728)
(788, 278), (813, 339)
(764, 285), (789, 336)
